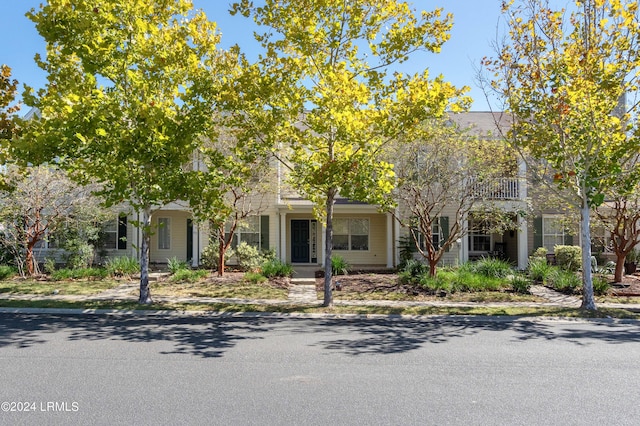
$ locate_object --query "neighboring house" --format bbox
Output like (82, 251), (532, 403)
(26, 108), (631, 270)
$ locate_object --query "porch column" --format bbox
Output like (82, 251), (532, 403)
(386, 213), (394, 268)
(517, 215), (529, 270)
(393, 215), (400, 266)
(460, 217), (469, 264)
(279, 212), (287, 263)
(319, 221), (326, 267)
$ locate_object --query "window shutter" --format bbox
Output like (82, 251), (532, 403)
(260, 215), (269, 251)
(118, 215), (127, 250)
(440, 216), (450, 252)
(534, 216), (542, 249)
(565, 233), (573, 246)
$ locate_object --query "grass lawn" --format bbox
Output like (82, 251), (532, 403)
(0, 299), (637, 319)
(150, 280), (289, 300)
(0, 278), (122, 295)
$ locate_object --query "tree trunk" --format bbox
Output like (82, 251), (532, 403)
(323, 193), (335, 307)
(25, 241), (36, 276)
(138, 207), (153, 304)
(580, 200), (596, 310)
(428, 252), (438, 277)
(217, 235), (225, 277)
(614, 254), (625, 283)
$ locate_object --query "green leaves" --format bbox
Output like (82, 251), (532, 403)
(489, 0), (640, 208)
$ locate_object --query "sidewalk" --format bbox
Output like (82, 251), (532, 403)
(2, 278), (639, 312)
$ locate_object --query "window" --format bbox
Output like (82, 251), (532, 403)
(158, 218), (170, 250)
(543, 216), (565, 253)
(225, 216), (269, 250)
(333, 218), (369, 251)
(102, 220), (118, 249)
(468, 219), (491, 252)
(101, 215), (128, 250)
(417, 221), (441, 250)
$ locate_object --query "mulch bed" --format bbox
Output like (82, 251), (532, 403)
(608, 273), (640, 296)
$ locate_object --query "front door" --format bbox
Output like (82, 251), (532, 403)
(291, 220), (310, 263)
(186, 219), (193, 262)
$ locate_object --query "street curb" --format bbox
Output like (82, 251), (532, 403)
(1, 307), (638, 325)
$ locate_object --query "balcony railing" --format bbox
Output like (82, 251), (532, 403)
(471, 178), (521, 200)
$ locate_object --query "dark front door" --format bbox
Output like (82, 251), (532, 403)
(186, 219), (193, 262)
(291, 220), (310, 263)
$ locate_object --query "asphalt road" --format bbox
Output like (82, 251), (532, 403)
(0, 312), (639, 426)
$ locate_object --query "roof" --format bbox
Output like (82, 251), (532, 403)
(447, 111), (511, 138)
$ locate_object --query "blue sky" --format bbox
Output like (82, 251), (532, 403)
(1, 1), (507, 112)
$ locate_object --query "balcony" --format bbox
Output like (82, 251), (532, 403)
(471, 178), (522, 200)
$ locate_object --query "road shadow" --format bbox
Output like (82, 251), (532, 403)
(304, 317), (640, 355)
(0, 313), (639, 358)
(0, 314), (275, 358)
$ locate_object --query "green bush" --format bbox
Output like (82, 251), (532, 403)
(468, 257), (512, 278)
(554, 245), (582, 272)
(331, 255), (350, 276)
(592, 275), (610, 296)
(43, 258), (57, 275)
(244, 271), (267, 284)
(547, 269), (581, 293)
(419, 268), (505, 293)
(169, 269), (208, 283)
(167, 257), (189, 274)
(398, 259), (429, 285)
(261, 259), (293, 278)
(50, 267), (108, 281)
(105, 256), (140, 277)
(531, 247), (548, 260)
(528, 257), (552, 282)
(510, 274), (532, 294)
(235, 242), (264, 272)
(200, 242), (234, 271)
(0, 265), (16, 280)
(62, 238), (94, 269)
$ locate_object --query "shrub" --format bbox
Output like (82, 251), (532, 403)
(419, 268), (505, 293)
(528, 257), (552, 282)
(510, 274), (532, 294)
(50, 267), (108, 281)
(398, 259), (429, 285)
(244, 271), (267, 284)
(167, 257), (189, 274)
(235, 242), (264, 272)
(200, 242), (235, 271)
(331, 255), (350, 276)
(261, 259), (293, 278)
(554, 245), (582, 272)
(43, 258), (57, 275)
(531, 247), (548, 260)
(169, 269), (208, 283)
(62, 238), (95, 269)
(468, 257), (512, 278)
(592, 275), (610, 296)
(547, 269), (581, 293)
(0, 265), (16, 280)
(105, 256), (140, 277)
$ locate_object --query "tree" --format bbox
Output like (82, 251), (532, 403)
(595, 182), (640, 282)
(24, 0), (225, 303)
(189, 128), (275, 276)
(391, 117), (521, 276)
(0, 64), (21, 173)
(231, 0), (469, 306)
(485, 0), (640, 310)
(0, 166), (107, 277)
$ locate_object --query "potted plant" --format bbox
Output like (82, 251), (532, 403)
(625, 248), (639, 275)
